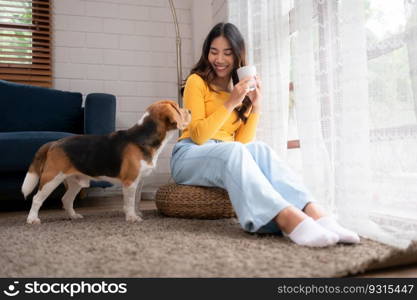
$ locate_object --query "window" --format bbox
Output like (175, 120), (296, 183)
(0, 0), (51, 87)
(366, 0), (416, 130)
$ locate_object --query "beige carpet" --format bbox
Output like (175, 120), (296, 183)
(0, 210), (415, 278)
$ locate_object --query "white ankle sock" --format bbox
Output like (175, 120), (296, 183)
(316, 216), (360, 244)
(286, 217), (339, 247)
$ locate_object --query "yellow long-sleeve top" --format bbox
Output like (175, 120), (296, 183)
(179, 73), (260, 145)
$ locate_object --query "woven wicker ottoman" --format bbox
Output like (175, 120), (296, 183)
(155, 183), (235, 219)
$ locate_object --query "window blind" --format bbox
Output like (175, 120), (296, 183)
(0, 0), (51, 87)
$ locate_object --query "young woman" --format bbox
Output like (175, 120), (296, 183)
(170, 22), (360, 247)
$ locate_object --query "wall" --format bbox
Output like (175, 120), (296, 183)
(191, 0), (228, 62)
(212, 0), (228, 25)
(51, 0), (229, 197)
(52, 0), (193, 196)
(191, 1), (212, 62)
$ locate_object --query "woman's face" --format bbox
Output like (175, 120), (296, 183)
(208, 36), (235, 80)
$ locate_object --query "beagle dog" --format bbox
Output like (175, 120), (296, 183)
(22, 100), (191, 224)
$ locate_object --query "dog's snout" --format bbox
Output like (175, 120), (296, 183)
(186, 109), (191, 114)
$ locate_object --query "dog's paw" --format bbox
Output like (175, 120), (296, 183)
(70, 213), (84, 220)
(126, 214), (143, 223)
(27, 216), (41, 225)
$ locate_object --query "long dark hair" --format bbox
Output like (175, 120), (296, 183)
(184, 22), (252, 123)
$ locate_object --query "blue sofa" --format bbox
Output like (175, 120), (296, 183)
(0, 80), (116, 201)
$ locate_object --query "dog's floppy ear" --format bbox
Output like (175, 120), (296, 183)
(166, 102), (186, 129)
(166, 109), (179, 127)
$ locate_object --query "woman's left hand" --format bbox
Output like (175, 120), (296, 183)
(247, 75), (262, 113)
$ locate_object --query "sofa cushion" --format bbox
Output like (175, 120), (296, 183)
(0, 131), (75, 172)
(0, 80), (83, 133)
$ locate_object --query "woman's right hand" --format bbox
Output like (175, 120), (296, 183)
(224, 76), (252, 112)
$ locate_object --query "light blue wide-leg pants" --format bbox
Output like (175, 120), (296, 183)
(170, 138), (315, 233)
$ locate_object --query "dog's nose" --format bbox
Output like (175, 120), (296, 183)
(186, 109), (191, 114)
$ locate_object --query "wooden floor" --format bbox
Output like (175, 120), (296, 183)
(1, 195), (416, 278)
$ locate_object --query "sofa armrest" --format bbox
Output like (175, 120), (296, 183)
(84, 93), (116, 135)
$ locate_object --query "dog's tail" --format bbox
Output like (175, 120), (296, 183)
(22, 142), (53, 199)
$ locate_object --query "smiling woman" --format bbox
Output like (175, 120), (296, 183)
(185, 23), (253, 124)
(209, 37), (234, 82)
(0, 0), (51, 87)
(169, 22), (360, 248)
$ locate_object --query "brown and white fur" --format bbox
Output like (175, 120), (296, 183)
(22, 100), (191, 224)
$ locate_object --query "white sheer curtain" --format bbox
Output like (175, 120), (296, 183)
(229, 0), (417, 249)
(293, 0), (417, 249)
(229, 0), (291, 157)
